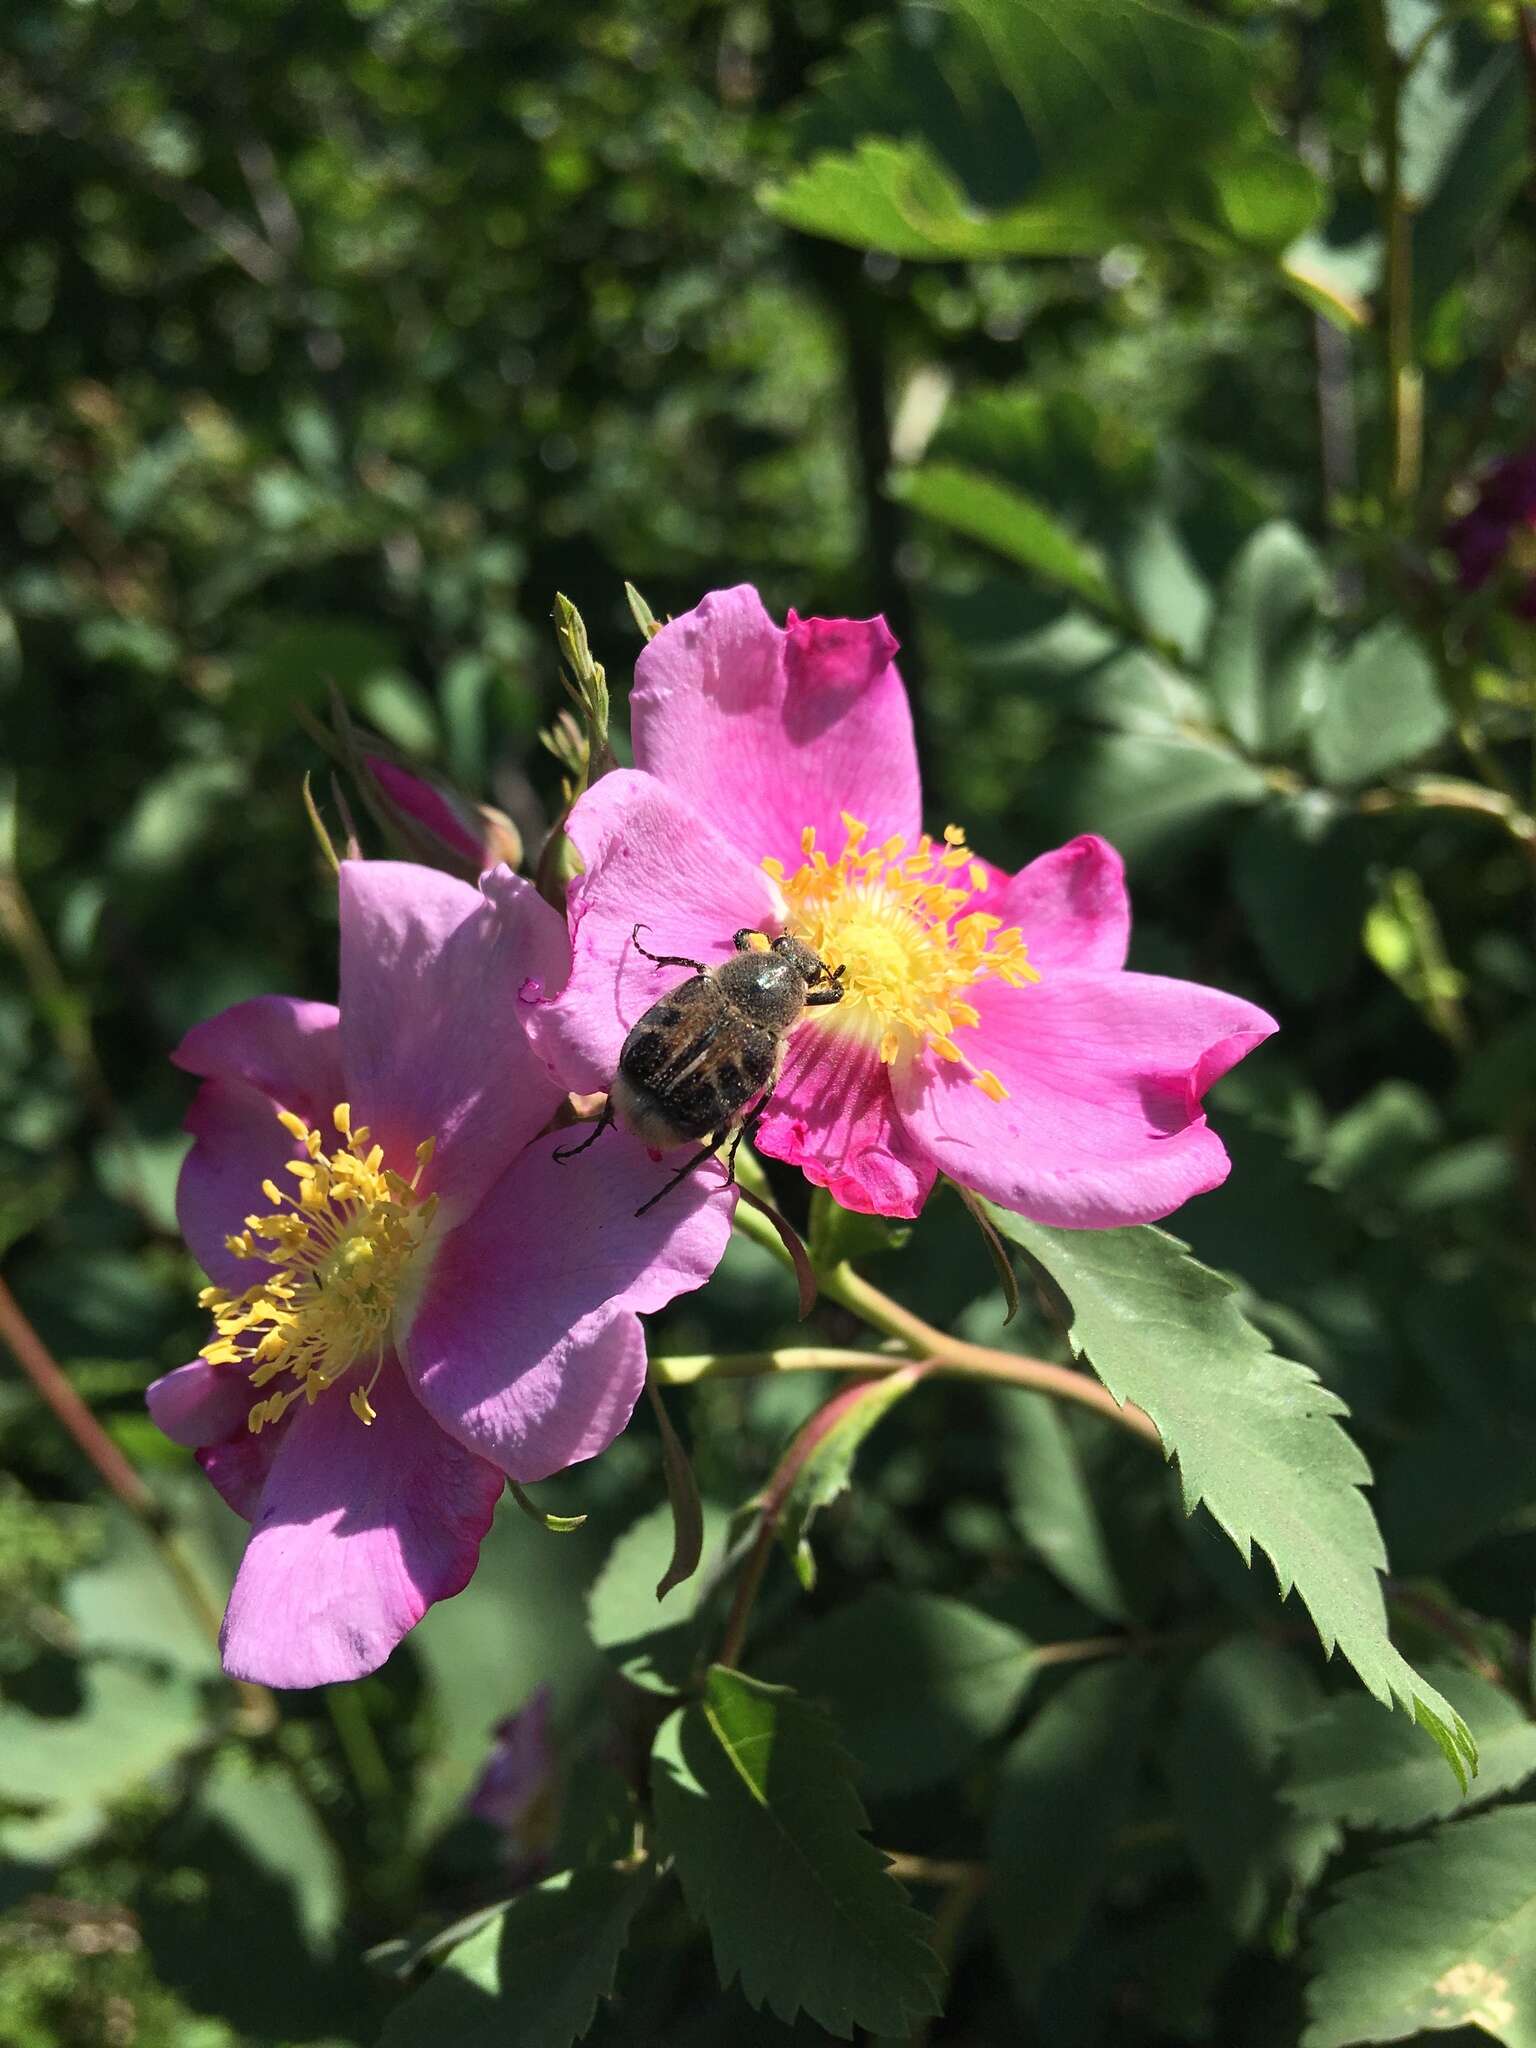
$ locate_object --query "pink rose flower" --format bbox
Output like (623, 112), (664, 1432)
(1446, 449), (1536, 618)
(147, 861), (734, 1688)
(535, 586), (1276, 1227)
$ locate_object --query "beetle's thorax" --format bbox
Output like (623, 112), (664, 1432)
(712, 951), (807, 1032)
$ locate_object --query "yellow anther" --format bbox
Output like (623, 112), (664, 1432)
(199, 1101), (441, 1434)
(771, 813), (1038, 1096)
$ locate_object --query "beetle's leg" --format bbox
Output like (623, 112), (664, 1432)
(634, 1127), (732, 1217)
(805, 980), (845, 1007)
(553, 1096), (615, 1162)
(631, 921), (705, 973)
(733, 927), (771, 953)
(721, 1106), (765, 1188)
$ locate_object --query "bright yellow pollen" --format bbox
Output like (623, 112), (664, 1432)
(766, 813), (1040, 1094)
(197, 1103), (439, 1433)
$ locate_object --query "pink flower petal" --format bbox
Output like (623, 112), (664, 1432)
(978, 835), (1131, 973)
(147, 1359), (253, 1448)
(176, 1078), (307, 1291)
(892, 972), (1277, 1228)
(338, 860), (570, 1221)
(630, 585), (921, 873)
(756, 1024), (936, 1220)
(147, 1359), (279, 1519)
(529, 769), (781, 1094)
(219, 1355), (504, 1687)
(198, 1432), (279, 1522)
(400, 1128), (734, 1482)
(173, 996), (343, 1114)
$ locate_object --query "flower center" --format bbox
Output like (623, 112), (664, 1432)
(765, 814), (1039, 1097)
(197, 1103), (438, 1433)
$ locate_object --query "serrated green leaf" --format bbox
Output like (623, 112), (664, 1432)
(1203, 521), (1326, 754)
(1288, 1666), (1536, 1836)
(896, 462), (1123, 615)
(1169, 1637), (1339, 1941)
(988, 1659), (1153, 1994)
(1303, 1806), (1536, 2048)
(1311, 623), (1451, 788)
(999, 1394), (1129, 1621)
(651, 1668), (943, 2038)
(777, 1366), (925, 1590)
(377, 1866), (652, 2048)
(989, 1212), (1477, 1786)
(585, 1501), (731, 1695)
(775, 1587), (1036, 1794)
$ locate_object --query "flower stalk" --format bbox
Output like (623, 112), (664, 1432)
(680, 1197), (1161, 1447)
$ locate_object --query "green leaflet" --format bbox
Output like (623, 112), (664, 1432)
(651, 1667), (944, 2038)
(1310, 622), (1451, 788)
(1287, 1665), (1536, 1835)
(895, 463), (1124, 616)
(1303, 1806), (1536, 2048)
(991, 1213), (1477, 1785)
(377, 1866), (653, 2048)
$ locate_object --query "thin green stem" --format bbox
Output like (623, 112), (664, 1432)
(324, 1683), (393, 1808)
(1364, 0), (1421, 512)
(686, 1218), (1163, 1447)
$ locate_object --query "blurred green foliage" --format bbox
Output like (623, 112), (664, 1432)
(5, 0), (1536, 2043)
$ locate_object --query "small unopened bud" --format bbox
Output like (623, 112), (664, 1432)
(363, 755), (522, 875)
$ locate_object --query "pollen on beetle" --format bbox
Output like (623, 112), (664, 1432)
(765, 815), (1040, 1095)
(197, 1103), (440, 1433)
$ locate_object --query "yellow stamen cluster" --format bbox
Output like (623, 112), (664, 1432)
(198, 1103), (438, 1432)
(766, 814), (1039, 1096)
